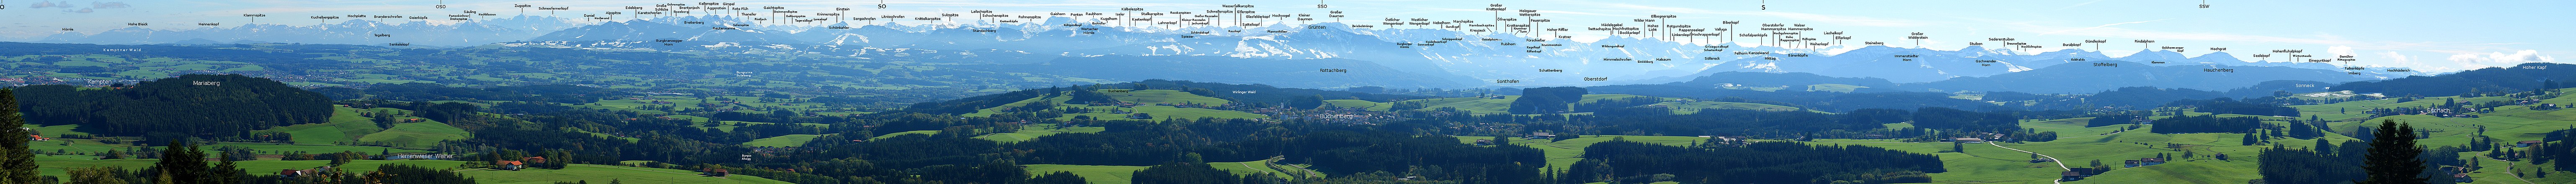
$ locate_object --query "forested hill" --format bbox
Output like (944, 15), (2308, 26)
(10, 74), (332, 143)
(903, 79), (1426, 114)
(2333, 62), (2576, 97)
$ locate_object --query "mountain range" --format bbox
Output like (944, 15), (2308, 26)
(11, 15), (2431, 93)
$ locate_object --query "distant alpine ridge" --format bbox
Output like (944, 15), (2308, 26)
(16, 15), (2424, 92)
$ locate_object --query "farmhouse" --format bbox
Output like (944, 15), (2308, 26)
(497, 161), (525, 171)
(279, 166), (334, 178)
(702, 168), (730, 177)
(2519, 140), (2545, 148)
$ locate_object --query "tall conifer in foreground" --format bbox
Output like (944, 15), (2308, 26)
(0, 89), (39, 183)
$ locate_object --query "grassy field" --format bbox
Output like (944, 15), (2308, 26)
(1023, 164), (1150, 184)
(1807, 84), (1871, 92)
(1414, 96), (1516, 115)
(1485, 115), (2369, 184)
(1496, 135), (1709, 171)
(28, 133), (428, 157)
(1578, 94), (1667, 102)
(252, 106), (469, 147)
(356, 121), (468, 148)
(872, 130), (942, 140)
(1022, 159), (1298, 184)
(1103, 89), (1232, 105)
(970, 124), (1107, 143)
(744, 134), (828, 147)
(197, 143), (433, 155)
(842, 124), (1107, 143)
(31, 156), (784, 184)
(1366, 94), (1806, 115)
(262, 107), (396, 145)
(959, 89), (1270, 120)
(1322, 99), (1389, 111)
(1210, 159), (1295, 180)
(589, 95), (834, 115)
(1654, 101), (1804, 113)
(464, 164), (794, 184)
(1057, 105), (1271, 121)
(24, 124), (85, 138)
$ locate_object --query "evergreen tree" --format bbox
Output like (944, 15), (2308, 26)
(1131, 162), (1239, 184)
(0, 89), (34, 183)
(372, 111), (397, 129)
(2316, 138), (2337, 158)
(2289, 120), (2318, 138)
(152, 141), (207, 184)
(2357, 119), (2426, 184)
(2243, 133), (2260, 146)
(1027, 171), (1087, 184)
(67, 166), (129, 184)
(209, 159), (242, 184)
(1288, 95), (1324, 110)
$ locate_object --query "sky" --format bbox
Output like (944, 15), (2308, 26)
(1, 0), (2567, 73)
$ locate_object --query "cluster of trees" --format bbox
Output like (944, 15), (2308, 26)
(348, 83), (615, 104)
(1577, 107), (1886, 137)
(1057, 87), (1120, 105)
(914, 79), (1433, 115)
(2086, 115), (2140, 127)
(1572, 96), (1665, 112)
(1909, 107), (2027, 133)
(2528, 128), (2576, 171)
(1130, 163), (1286, 184)
(2085, 87), (2229, 109)
(54, 141), (478, 184)
(0, 89), (40, 183)
(2335, 63), (2576, 97)
(1508, 87), (1587, 114)
(743, 115), (1549, 184)
(1566, 139), (1941, 184)
(2146, 115), (2262, 134)
(11, 74), (333, 143)
(2185, 98), (2302, 117)
(2261, 120), (2463, 184)
(1590, 83), (2002, 112)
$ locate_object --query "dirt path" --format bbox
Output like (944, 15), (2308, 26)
(1987, 142), (2069, 184)
(2055, 128), (2133, 139)
(2488, 157), (2537, 184)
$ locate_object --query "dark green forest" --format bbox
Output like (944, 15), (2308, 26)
(11, 74), (332, 143)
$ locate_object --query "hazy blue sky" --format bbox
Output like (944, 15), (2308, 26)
(3, 0), (2565, 72)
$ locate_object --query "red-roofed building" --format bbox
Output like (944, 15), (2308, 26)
(497, 161), (525, 171)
